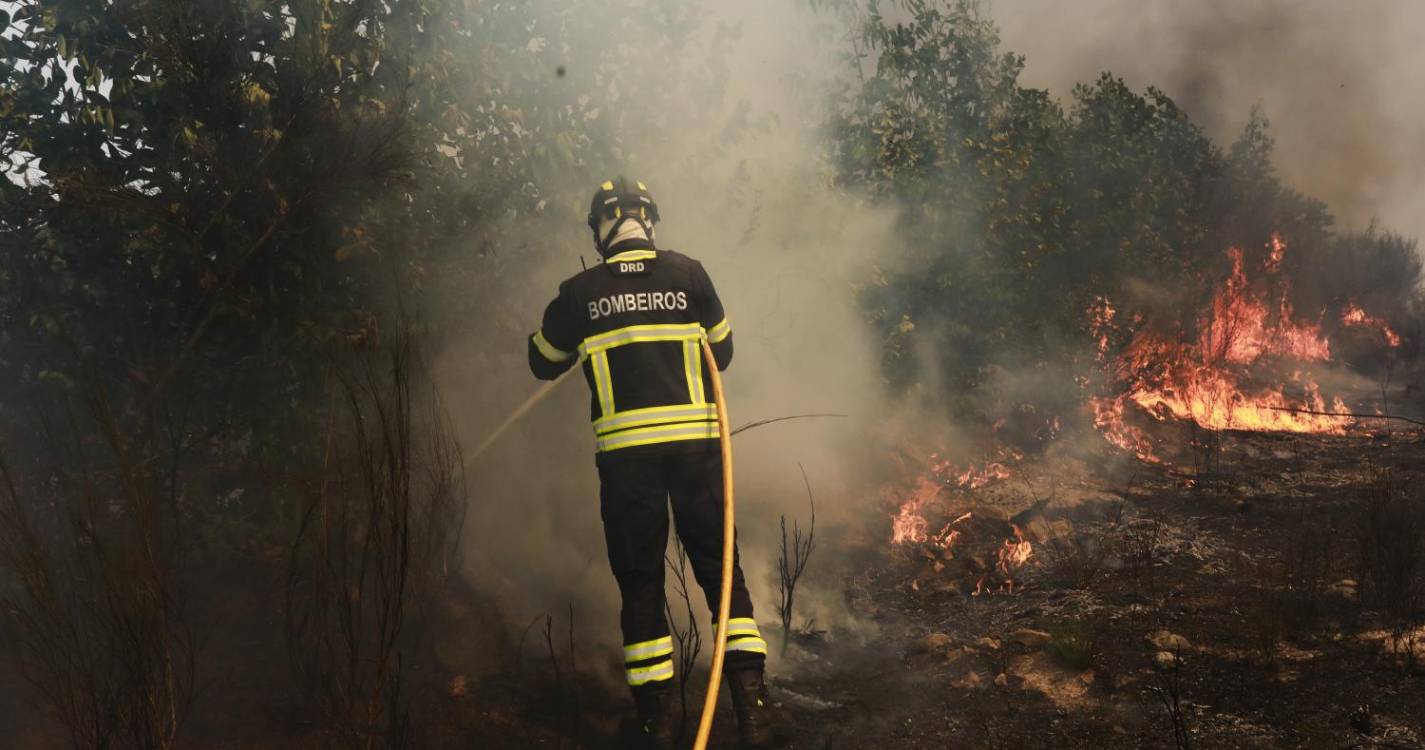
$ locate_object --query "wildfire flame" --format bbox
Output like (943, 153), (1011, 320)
(891, 477), (940, 545)
(971, 524), (1033, 595)
(932, 511), (974, 551)
(891, 434), (1026, 545)
(1088, 235), (1393, 450)
(1342, 302), (1402, 348)
(1091, 392), (1160, 463)
(889, 461), (1035, 596)
(955, 461), (1013, 490)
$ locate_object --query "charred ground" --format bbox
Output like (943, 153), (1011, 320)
(439, 425), (1425, 750)
(5, 2), (1425, 749)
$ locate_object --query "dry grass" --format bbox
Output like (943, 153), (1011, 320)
(285, 335), (466, 748)
(0, 387), (197, 749)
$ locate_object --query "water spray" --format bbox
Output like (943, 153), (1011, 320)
(466, 366), (581, 466)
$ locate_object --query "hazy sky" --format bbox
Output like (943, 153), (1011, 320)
(989, 0), (1425, 247)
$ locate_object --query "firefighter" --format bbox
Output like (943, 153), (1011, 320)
(528, 177), (774, 749)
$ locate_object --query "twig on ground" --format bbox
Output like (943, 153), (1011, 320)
(664, 537), (702, 741)
(545, 615), (562, 695)
(567, 603), (580, 749)
(1149, 654), (1193, 750)
(778, 464), (818, 653)
(511, 615), (544, 679)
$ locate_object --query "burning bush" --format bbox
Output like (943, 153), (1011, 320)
(835, 1), (1421, 448)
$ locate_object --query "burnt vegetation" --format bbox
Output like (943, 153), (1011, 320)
(2, 0), (1424, 748)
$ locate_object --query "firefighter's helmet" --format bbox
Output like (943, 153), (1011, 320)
(587, 176), (660, 256)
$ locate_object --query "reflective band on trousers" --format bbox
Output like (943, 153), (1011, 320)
(713, 618), (767, 655)
(594, 404), (718, 436)
(624, 636), (674, 663)
(627, 658), (675, 686)
(596, 422), (720, 453)
(726, 636), (769, 655)
(713, 617), (761, 637)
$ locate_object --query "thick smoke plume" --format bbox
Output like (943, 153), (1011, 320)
(440, 0), (895, 681)
(437, 0), (1424, 685)
(991, 0), (1425, 245)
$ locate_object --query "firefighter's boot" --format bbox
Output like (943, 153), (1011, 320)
(727, 668), (775, 748)
(633, 687), (677, 750)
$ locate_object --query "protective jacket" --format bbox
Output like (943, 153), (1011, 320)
(528, 239), (767, 695)
(528, 243), (733, 460)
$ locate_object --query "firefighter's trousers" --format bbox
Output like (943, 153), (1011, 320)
(598, 447), (768, 695)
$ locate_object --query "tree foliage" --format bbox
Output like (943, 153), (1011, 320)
(830, 0), (1421, 422)
(1, 0), (771, 741)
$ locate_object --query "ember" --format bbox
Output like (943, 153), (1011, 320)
(982, 524), (1033, 595)
(887, 456), (1036, 596)
(890, 440), (1024, 546)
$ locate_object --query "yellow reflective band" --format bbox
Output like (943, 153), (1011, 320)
(601, 180), (614, 191)
(624, 636), (674, 663)
(636, 180), (647, 191)
(606, 249), (656, 263)
(592, 351), (615, 417)
(580, 323), (704, 355)
(532, 330), (574, 363)
(597, 422), (720, 452)
(594, 404), (718, 436)
(707, 318), (732, 344)
(714, 618), (761, 637)
(627, 659), (675, 686)
(725, 637), (769, 655)
(682, 340), (702, 405)
(691, 341), (705, 404)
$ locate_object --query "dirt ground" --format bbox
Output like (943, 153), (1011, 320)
(768, 427), (1425, 750)
(3, 426), (1423, 749)
(472, 425), (1425, 750)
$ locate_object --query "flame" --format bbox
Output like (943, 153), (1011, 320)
(1090, 395), (1160, 463)
(890, 441), (1019, 546)
(1203, 245), (1330, 365)
(1342, 302), (1402, 348)
(890, 477), (939, 545)
(997, 523), (1033, 576)
(974, 525), (1033, 596)
(932, 511), (974, 551)
(1266, 233), (1288, 270)
(955, 461), (1013, 489)
(1091, 236), (1366, 449)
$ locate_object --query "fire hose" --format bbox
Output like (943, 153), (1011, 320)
(466, 338), (737, 748)
(693, 336), (735, 750)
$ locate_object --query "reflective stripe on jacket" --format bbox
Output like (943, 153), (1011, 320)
(528, 245), (733, 456)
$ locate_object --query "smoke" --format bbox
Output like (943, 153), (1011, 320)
(434, 0), (1425, 684)
(436, 0), (895, 680)
(989, 0), (1425, 248)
